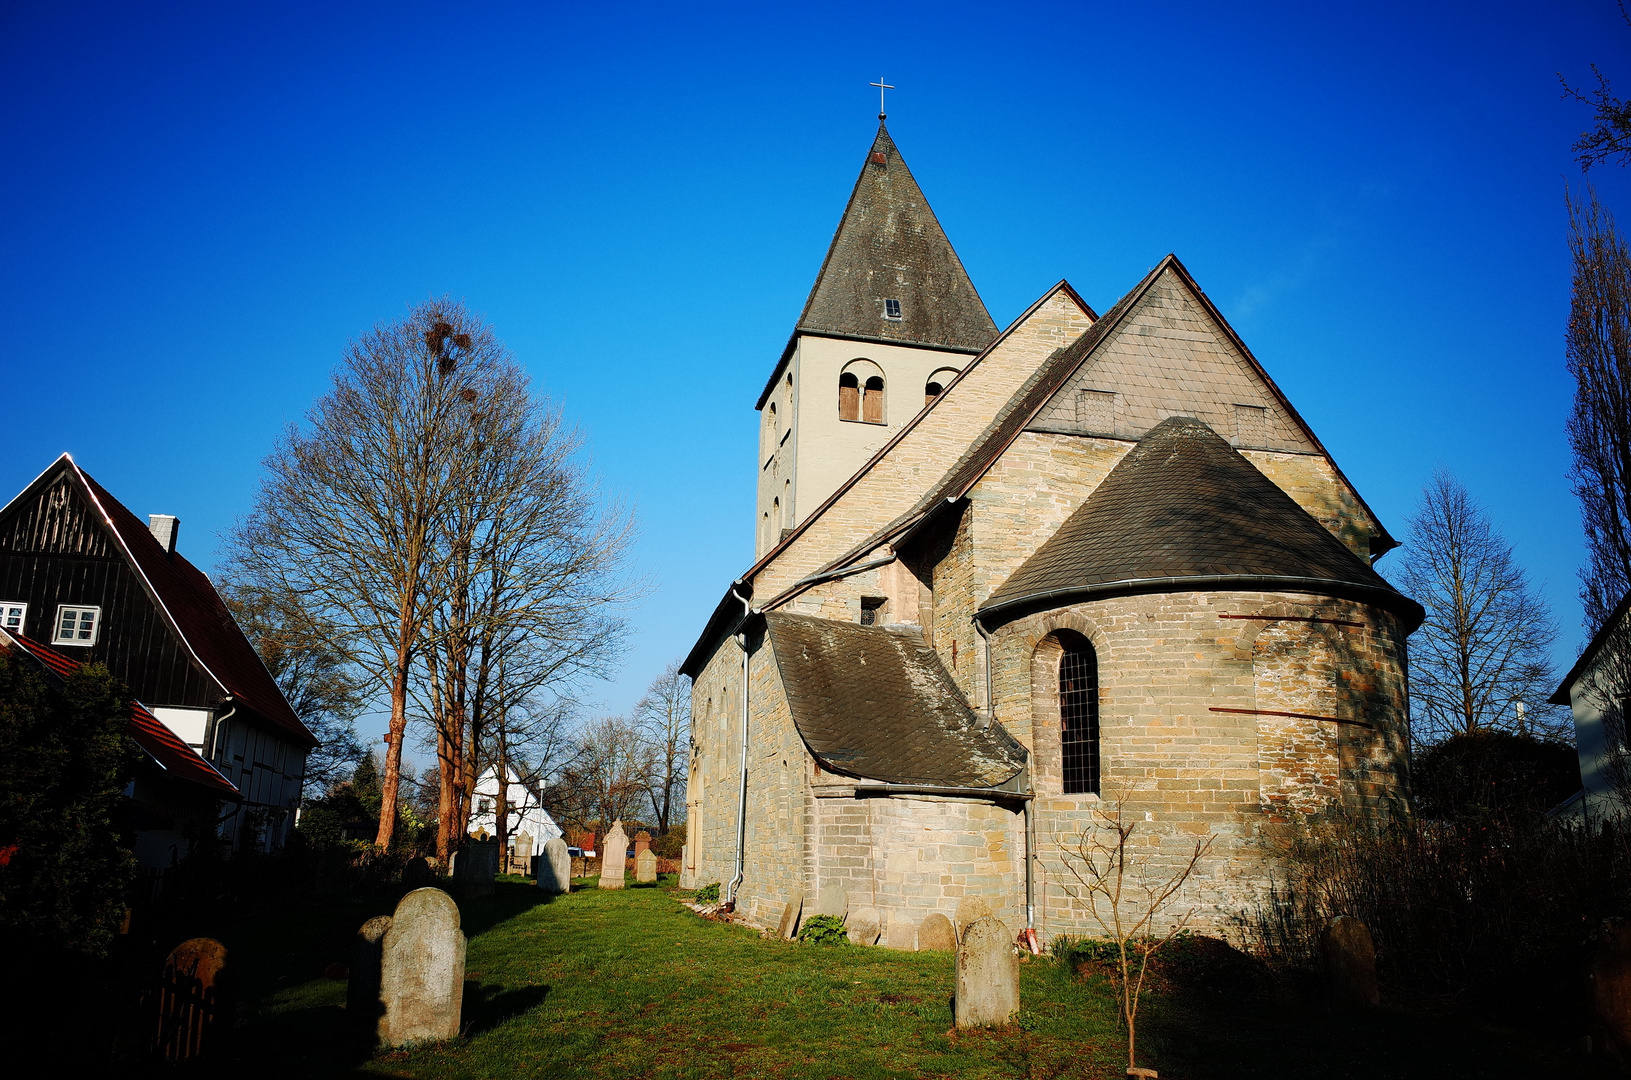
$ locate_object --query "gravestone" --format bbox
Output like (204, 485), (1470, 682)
(379, 888), (466, 1047)
(813, 883), (848, 921)
(633, 830), (652, 857)
(884, 910), (917, 950)
(954, 895), (992, 940)
(679, 845), (691, 889)
(955, 916), (1019, 1027)
(917, 912), (957, 952)
(636, 849), (658, 883)
(537, 836), (571, 894)
(154, 937), (232, 1061)
(401, 856), (436, 890)
(599, 820), (629, 890)
(347, 916), (394, 1030)
(511, 832), (534, 875)
(1590, 920), (1631, 1060)
(1320, 915), (1379, 1009)
(452, 840), (498, 899)
(776, 896), (803, 939)
(847, 907), (881, 946)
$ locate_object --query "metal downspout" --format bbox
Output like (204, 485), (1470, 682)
(975, 615), (1035, 932)
(727, 582), (754, 908)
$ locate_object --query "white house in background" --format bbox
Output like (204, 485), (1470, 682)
(1551, 590), (1631, 820)
(466, 766), (563, 843)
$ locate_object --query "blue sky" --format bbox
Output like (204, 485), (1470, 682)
(2, 1), (1626, 748)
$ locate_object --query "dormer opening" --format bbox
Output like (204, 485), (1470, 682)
(884, 298), (902, 320)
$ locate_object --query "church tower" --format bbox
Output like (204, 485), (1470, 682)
(753, 120), (997, 557)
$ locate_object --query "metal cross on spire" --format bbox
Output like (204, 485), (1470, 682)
(870, 77), (895, 120)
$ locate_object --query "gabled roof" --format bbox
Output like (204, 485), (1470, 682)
(981, 416), (1423, 628)
(1, 629), (240, 798)
(764, 612), (1026, 788)
(1551, 590), (1631, 705)
(757, 121), (997, 408)
(0, 456), (316, 747)
(797, 254), (1402, 594)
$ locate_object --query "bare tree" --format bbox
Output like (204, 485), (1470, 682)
(228, 300), (514, 849)
(218, 580), (368, 794)
(1562, 6), (1631, 172)
(633, 661), (690, 834)
(1393, 471), (1566, 743)
(551, 714), (651, 838)
(1059, 798), (1213, 1077)
(484, 693), (581, 858)
(1567, 189), (1631, 634)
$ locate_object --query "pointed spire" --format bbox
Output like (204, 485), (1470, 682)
(794, 122), (997, 353)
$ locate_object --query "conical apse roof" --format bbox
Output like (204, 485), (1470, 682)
(981, 416), (1422, 627)
(795, 122), (998, 353)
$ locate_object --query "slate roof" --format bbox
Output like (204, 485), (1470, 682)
(982, 416), (1423, 627)
(1, 629), (240, 797)
(764, 611), (1026, 788)
(756, 122), (996, 409)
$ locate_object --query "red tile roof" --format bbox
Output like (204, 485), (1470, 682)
(1, 631), (240, 798)
(69, 461), (317, 748)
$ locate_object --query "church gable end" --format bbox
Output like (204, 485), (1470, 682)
(1026, 263), (1317, 455)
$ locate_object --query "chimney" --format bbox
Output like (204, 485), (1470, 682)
(148, 514), (180, 556)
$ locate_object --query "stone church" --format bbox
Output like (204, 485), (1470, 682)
(678, 119), (1423, 941)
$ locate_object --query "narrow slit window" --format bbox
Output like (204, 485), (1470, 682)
(884, 298), (902, 320)
(53, 605), (101, 646)
(0, 601), (25, 634)
(1060, 636), (1100, 795)
(839, 372), (861, 421)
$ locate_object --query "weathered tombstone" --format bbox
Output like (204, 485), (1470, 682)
(917, 912), (957, 952)
(512, 832), (534, 875)
(955, 916), (1018, 1028)
(813, 882), (848, 921)
(452, 840), (498, 899)
(847, 907), (882, 946)
(1589, 920), (1631, 1061)
(347, 916), (393, 1030)
(636, 849), (658, 883)
(379, 888), (466, 1047)
(884, 910), (917, 951)
(954, 895), (992, 940)
(154, 937), (232, 1061)
(776, 896), (803, 939)
(633, 830), (652, 857)
(679, 845), (692, 889)
(599, 820), (629, 890)
(537, 836), (571, 894)
(401, 856), (436, 890)
(1320, 915), (1379, 1010)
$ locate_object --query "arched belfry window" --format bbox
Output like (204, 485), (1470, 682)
(839, 359), (886, 424)
(1059, 633), (1100, 795)
(839, 372), (860, 421)
(925, 367), (961, 405)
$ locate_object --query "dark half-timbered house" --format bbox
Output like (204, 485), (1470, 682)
(0, 455), (315, 851)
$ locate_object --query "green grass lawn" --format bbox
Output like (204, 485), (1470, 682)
(205, 877), (1612, 1080)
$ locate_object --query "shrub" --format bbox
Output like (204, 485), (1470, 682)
(1413, 731), (1579, 823)
(694, 882), (720, 903)
(797, 913), (849, 946)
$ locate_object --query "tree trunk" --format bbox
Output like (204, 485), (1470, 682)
(375, 650), (410, 850)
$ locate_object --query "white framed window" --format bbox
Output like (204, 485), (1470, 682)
(883, 298), (902, 320)
(0, 602), (25, 635)
(53, 605), (101, 646)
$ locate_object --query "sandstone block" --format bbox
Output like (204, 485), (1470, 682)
(776, 897), (803, 940)
(814, 882), (848, 921)
(636, 849), (658, 883)
(917, 912), (956, 951)
(884, 910), (917, 950)
(954, 895), (992, 939)
(956, 916), (1018, 1027)
(847, 907), (881, 945)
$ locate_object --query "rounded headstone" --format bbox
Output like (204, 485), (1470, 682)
(847, 907), (882, 946)
(155, 938), (232, 1060)
(918, 912), (957, 952)
(347, 916), (393, 1030)
(636, 849), (658, 883)
(814, 883), (849, 921)
(955, 916), (1018, 1027)
(954, 895), (992, 940)
(537, 836), (571, 894)
(379, 888), (466, 1047)
(884, 910), (917, 950)
(1320, 915), (1379, 1010)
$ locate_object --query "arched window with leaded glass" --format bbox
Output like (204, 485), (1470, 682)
(1059, 633), (1100, 795)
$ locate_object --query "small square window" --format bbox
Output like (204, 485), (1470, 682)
(53, 605), (100, 646)
(0, 602), (25, 635)
(883, 298), (902, 321)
